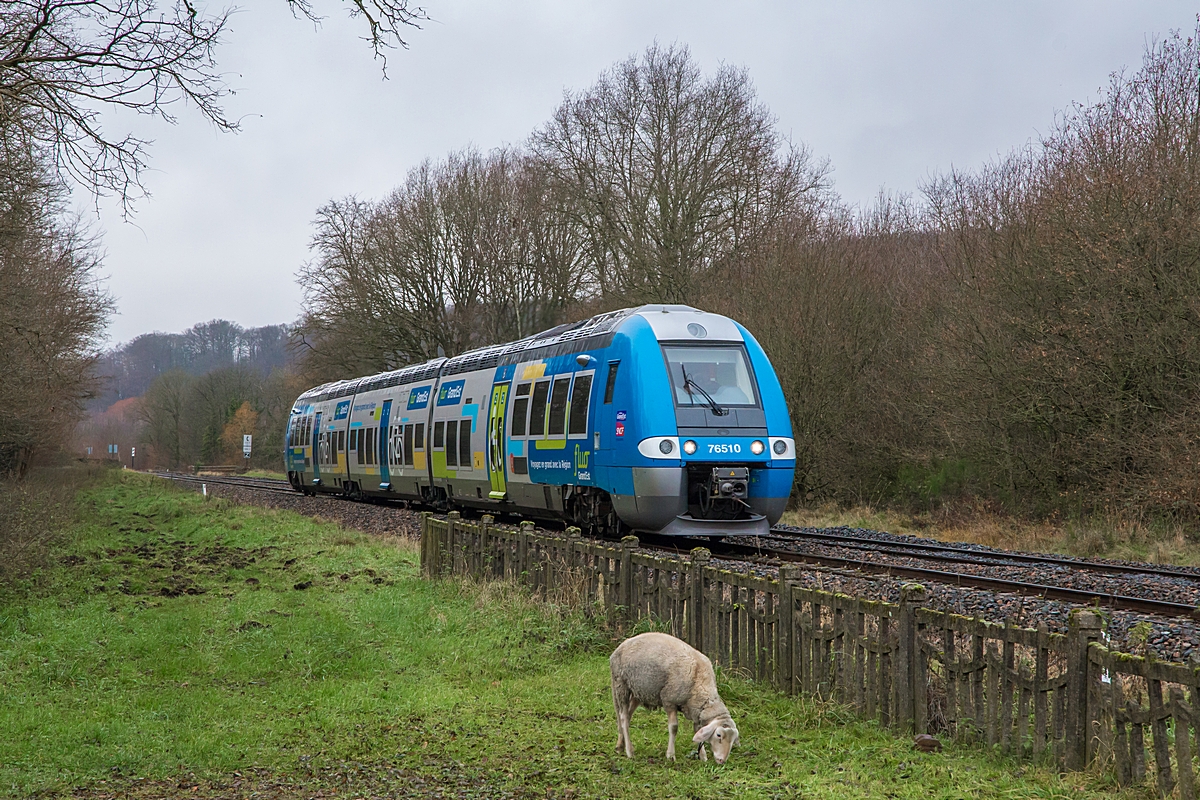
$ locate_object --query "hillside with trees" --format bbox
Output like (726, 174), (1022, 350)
(79, 321), (301, 470)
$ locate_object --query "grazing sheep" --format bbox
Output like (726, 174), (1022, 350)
(609, 631), (740, 764)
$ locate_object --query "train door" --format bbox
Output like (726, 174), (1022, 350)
(285, 413), (299, 473)
(311, 412), (323, 484)
(378, 399), (392, 489)
(487, 382), (509, 499)
(594, 360), (620, 465)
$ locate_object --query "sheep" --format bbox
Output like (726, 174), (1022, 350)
(609, 631), (740, 764)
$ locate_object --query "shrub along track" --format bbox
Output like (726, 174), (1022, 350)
(151, 471), (1200, 662)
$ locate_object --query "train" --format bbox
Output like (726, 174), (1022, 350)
(284, 304), (795, 536)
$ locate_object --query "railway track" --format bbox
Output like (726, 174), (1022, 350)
(151, 470), (1200, 621)
(770, 526), (1200, 580)
(149, 471), (297, 495)
(642, 531), (1200, 620)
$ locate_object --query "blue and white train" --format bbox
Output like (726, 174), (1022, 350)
(284, 305), (795, 536)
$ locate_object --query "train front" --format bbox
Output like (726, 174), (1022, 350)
(609, 306), (795, 536)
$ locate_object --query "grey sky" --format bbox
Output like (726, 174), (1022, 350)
(95, 0), (1196, 345)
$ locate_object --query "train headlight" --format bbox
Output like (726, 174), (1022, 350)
(659, 439), (675, 455)
(750, 440), (765, 455)
(773, 439), (788, 455)
(683, 439), (697, 455)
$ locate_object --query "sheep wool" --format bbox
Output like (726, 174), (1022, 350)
(609, 631), (740, 764)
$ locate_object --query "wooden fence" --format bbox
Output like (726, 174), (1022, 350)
(422, 512), (1200, 794)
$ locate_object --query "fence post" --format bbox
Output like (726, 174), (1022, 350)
(419, 511), (432, 576)
(480, 515), (494, 579)
(620, 535), (639, 623)
(778, 565), (800, 694)
(688, 547), (711, 651)
(446, 511), (461, 576)
(898, 583), (927, 733)
(518, 520), (534, 586)
(1066, 609), (1102, 771)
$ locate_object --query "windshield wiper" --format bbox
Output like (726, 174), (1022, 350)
(680, 365), (727, 416)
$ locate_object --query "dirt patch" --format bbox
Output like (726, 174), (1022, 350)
(91, 540), (281, 598)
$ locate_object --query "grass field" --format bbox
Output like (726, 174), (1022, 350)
(0, 473), (1139, 798)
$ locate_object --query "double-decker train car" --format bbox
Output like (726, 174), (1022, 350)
(285, 305), (795, 535)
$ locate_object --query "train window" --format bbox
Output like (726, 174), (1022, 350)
(445, 420), (458, 467)
(528, 380), (550, 437)
(661, 345), (760, 407)
(415, 423), (425, 450)
(366, 428), (376, 465)
(511, 382), (531, 437)
(337, 430), (345, 453)
(604, 362), (619, 404)
(458, 419), (472, 470)
(547, 377), (571, 437)
(404, 424), (414, 467)
(568, 373), (593, 437)
(433, 420), (444, 449)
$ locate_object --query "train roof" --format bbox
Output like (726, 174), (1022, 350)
(294, 305), (741, 405)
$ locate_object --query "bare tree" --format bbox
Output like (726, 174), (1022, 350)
(532, 43), (830, 305)
(0, 155), (112, 474)
(0, 0), (426, 204)
(924, 26), (1200, 518)
(139, 369), (192, 467)
(297, 148), (587, 381)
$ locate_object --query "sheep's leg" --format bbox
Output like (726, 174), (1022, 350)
(613, 686), (625, 754)
(622, 698), (638, 758)
(666, 707), (678, 761)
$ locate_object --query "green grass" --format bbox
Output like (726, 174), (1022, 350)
(242, 469), (288, 480)
(0, 474), (1136, 798)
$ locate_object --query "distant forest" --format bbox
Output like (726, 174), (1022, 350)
(80, 321), (300, 471)
(92, 320), (293, 410)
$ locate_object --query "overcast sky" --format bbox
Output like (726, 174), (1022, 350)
(94, 0), (1196, 346)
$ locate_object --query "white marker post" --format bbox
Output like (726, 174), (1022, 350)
(243, 434), (252, 467)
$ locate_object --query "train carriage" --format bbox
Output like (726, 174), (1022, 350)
(285, 305), (795, 536)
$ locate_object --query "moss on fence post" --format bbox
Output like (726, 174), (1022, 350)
(688, 547), (711, 652)
(1066, 609), (1103, 771)
(777, 566), (801, 695)
(620, 535), (639, 624)
(518, 520), (534, 585)
(446, 511), (462, 576)
(419, 511), (435, 578)
(898, 583), (927, 734)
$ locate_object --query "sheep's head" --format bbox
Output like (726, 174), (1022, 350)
(693, 719), (740, 764)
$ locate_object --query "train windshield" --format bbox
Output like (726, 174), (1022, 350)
(661, 345), (759, 408)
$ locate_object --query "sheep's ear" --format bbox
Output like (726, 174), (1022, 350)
(692, 720), (719, 743)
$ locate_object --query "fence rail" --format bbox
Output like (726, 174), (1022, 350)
(422, 512), (1200, 794)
